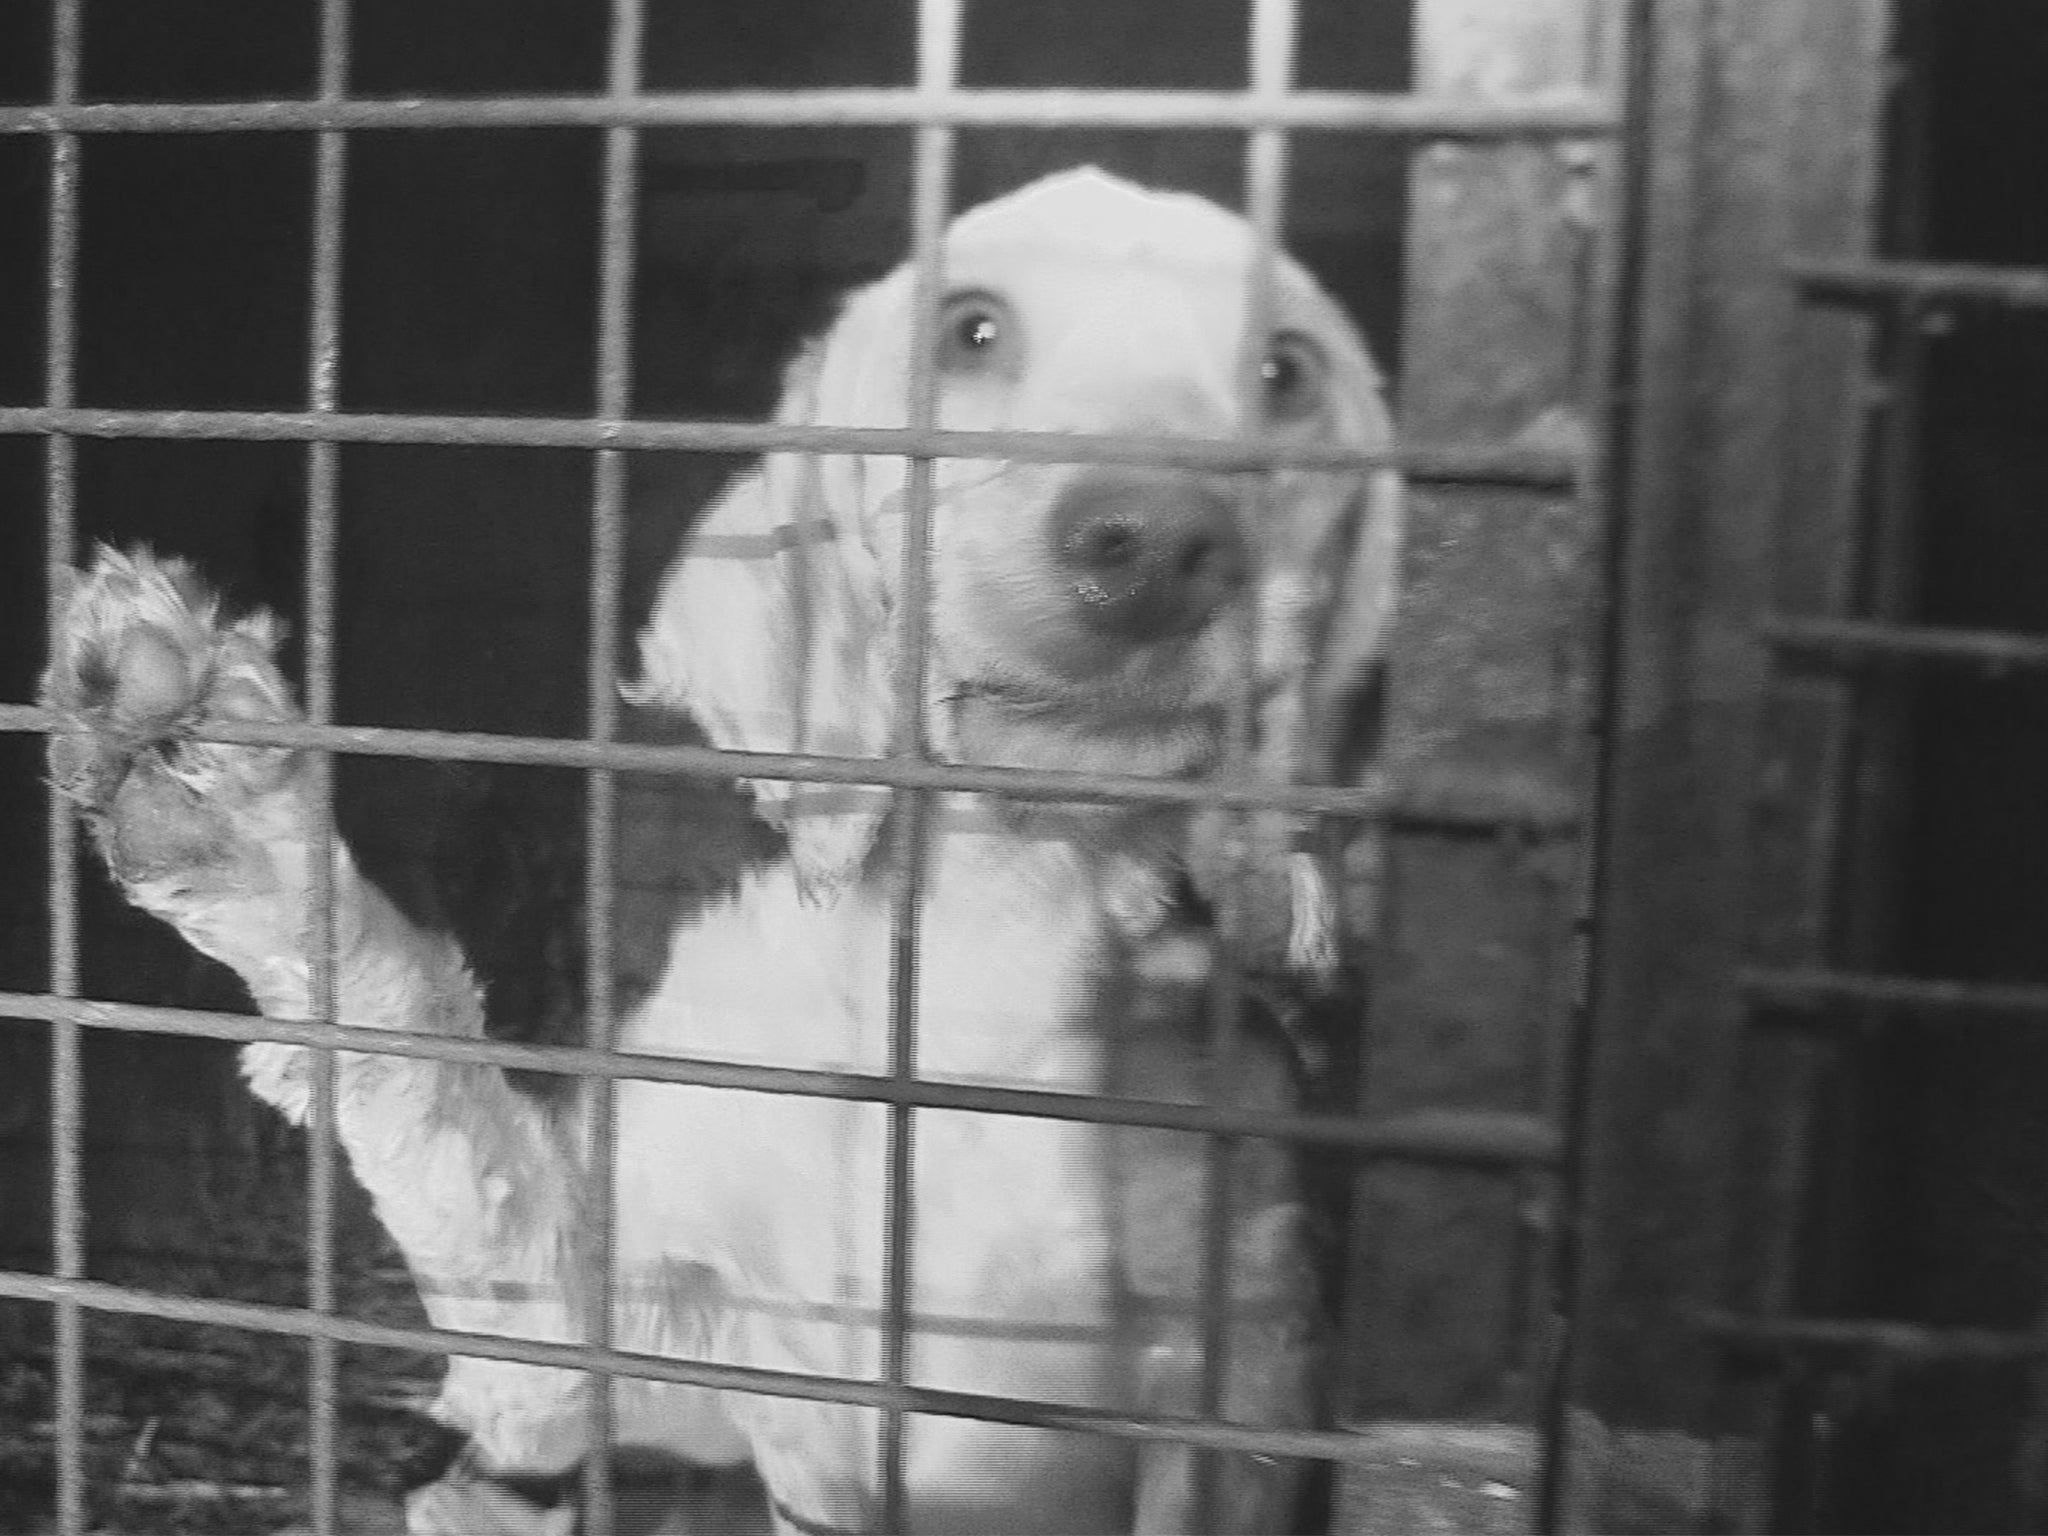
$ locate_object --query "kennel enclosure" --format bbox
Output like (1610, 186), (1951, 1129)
(3, 0), (2047, 1531)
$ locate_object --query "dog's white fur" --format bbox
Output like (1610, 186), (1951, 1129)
(43, 169), (1401, 1534)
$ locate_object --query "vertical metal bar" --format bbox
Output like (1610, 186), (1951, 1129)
(582, 4), (644, 1532)
(1533, 0), (1656, 1529)
(1185, 2), (1297, 1523)
(43, 3), (85, 1531)
(302, 4), (352, 1532)
(879, 3), (961, 1528)
(896, 12), (959, 735)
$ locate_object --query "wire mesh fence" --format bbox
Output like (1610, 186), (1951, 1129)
(1, 0), (1634, 1531)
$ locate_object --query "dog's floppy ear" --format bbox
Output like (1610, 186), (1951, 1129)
(628, 340), (899, 898)
(1306, 325), (1404, 787)
(1240, 274), (1406, 981)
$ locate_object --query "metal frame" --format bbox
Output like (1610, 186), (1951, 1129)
(1561, 9), (1899, 1505)
(1539, 2), (2048, 1518)
(2, 1), (1632, 1532)
(1714, 254), (2048, 1479)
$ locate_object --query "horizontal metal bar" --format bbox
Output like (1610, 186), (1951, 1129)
(0, 86), (1620, 139)
(4, 705), (1584, 833)
(1387, 762), (1583, 834)
(0, 1268), (1413, 1461)
(1742, 965), (2048, 1021)
(1788, 256), (2048, 312)
(1762, 615), (2048, 672)
(0, 993), (1562, 1168)
(1695, 1309), (2048, 1367)
(0, 406), (1582, 490)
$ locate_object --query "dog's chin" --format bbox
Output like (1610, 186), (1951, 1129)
(943, 664), (1230, 780)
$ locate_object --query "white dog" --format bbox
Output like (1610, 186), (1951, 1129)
(43, 168), (1402, 1534)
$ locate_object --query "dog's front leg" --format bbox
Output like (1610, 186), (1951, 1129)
(1118, 1129), (1319, 1536)
(44, 547), (598, 1484)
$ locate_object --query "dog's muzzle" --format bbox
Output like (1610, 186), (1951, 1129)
(1047, 469), (1248, 643)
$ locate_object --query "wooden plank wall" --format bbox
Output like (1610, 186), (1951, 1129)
(1343, 0), (1613, 1425)
(1343, 4), (1895, 1529)
(1569, 0), (1891, 1520)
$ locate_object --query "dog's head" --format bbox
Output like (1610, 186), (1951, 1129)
(634, 167), (1402, 895)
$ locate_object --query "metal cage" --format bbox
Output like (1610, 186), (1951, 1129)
(0, 0), (1642, 1532)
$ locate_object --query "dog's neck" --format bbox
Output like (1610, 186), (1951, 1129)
(917, 685), (1231, 952)
(869, 790), (1194, 956)
(831, 790), (1200, 1088)
(941, 683), (1227, 785)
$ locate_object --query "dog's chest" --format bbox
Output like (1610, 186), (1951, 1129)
(879, 862), (1124, 1317)
(628, 852), (1123, 1271)
(911, 1075), (1118, 1300)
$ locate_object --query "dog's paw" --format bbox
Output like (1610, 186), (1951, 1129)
(1184, 807), (1350, 992)
(240, 1039), (316, 1124)
(42, 544), (304, 891)
(405, 1471), (577, 1536)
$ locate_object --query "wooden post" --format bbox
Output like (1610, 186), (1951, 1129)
(1342, 4), (1894, 1529)
(1344, 0), (1611, 1430)
(1566, 1), (1890, 1528)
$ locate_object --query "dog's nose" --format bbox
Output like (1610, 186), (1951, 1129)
(1047, 471), (1249, 642)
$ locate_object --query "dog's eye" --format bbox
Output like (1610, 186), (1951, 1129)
(1260, 332), (1327, 423)
(937, 292), (1016, 376)
(955, 310), (1000, 351)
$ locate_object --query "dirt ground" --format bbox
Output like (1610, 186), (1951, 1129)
(0, 1242), (775, 1536)
(0, 1244), (439, 1535)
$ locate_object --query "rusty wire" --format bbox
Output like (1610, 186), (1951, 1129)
(40, 0), (86, 1530)
(5, 5), (1634, 1528)
(869, 1), (970, 1518)
(1787, 255), (2048, 311)
(4, 702), (1583, 832)
(0, 86), (1616, 137)
(1762, 614), (2048, 672)
(1743, 965), (2048, 1023)
(0, 990), (1560, 1164)
(571, 0), (649, 1529)
(0, 1269), (1417, 1463)
(0, 404), (1580, 486)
